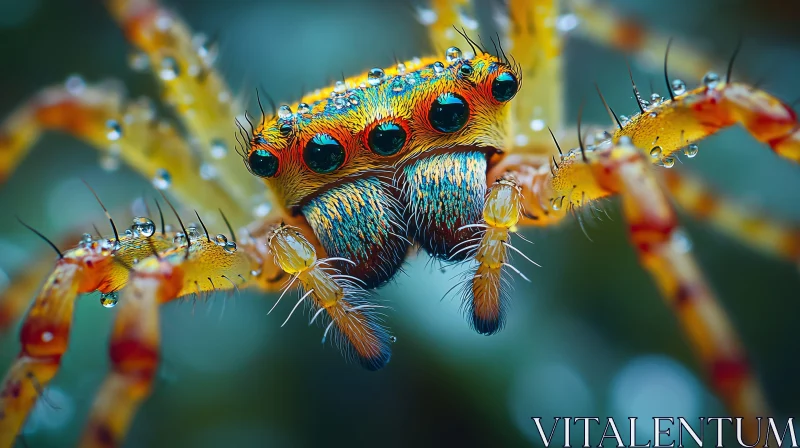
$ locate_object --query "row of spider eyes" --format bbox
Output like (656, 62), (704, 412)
(246, 71), (519, 178)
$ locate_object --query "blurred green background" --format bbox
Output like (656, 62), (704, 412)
(0, 0), (799, 446)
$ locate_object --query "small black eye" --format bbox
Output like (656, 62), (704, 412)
(304, 134), (345, 174)
(368, 122), (407, 156)
(248, 149), (279, 178)
(428, 93), (469, 133)
(492, 72), (518, 102)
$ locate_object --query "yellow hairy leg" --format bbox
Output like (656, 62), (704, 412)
(663, 169), (800, 265)
(77, 236), (261, 448)
(616, 80), (800, 164)
(0, 226), (275, 447)
(569, 0), (719, 81)
(0, 82), (249, 226)
(106, 0), (270, 212)
(489, 137), (768, 440)
(502, 0), (564, 150)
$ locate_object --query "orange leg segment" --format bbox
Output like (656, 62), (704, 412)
(616, 82), (800, 164)
(491, 137), (770, 440)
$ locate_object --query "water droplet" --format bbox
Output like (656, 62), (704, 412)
(155, 12), (172, 30)
(683, 143), (699, 158)
(100, 292), (118, 308)
(173, 232), (186, 245)
(445, 46), (462, 64)
(81, 233), (93, 244)
(396, 63), (406, 74)
(64, 75), (86, 96)
(99, 154), (120, 172)
(556, 13), (579, 32)
(186, 227), (200, 241)
(210, 139), (227, 159)
(152, 168), (172, 190)
(250, 269), (261, 277)
(416, 7), (437, 25)
(661, 156), (675, 168)
(702, 72), (720, 89)
(125, 229), (134, 238)
(671, 228), (693, 253)
(333, 96), (346, 108)
(671, 79), (686, 96)
(279, 124), (293, 136)
(223, 241), (237, 254)
(367, 68), (385, 86)
(215, 234), (228, 246)
(530, 119), (545, 131)
(278, 105), (292, 119)
(391, 77), (406, 92)
(620, 115), (630, 125)
(105, 119), (122, 141)
(132, 217), (155, 237)
(551, 196), (565, 211)
(334, 81), (346, 94)
(433, 61), (445, 75)
(650, 93), (661, 104)
(159, 57), (179, 81)
(200, 163), (217, 180)
(297, 103), (310, 114)
(253, 202), (271, 217)
(650, 146), (662, 158)
(193, 33), (218, 66)
(649, 112), (658, 118)
(128, 52), (150, 72)
(390, 336), (398, 343)
(41, 331), (53, 342)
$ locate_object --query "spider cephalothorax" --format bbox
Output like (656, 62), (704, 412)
(244, 52), (520, 287)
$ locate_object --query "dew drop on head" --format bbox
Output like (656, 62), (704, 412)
(132, 217), (156, 237)
(445, 46), (462, 64)
(367, 68), (385, 86)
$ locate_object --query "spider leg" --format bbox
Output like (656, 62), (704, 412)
(267, 224), (392, 371)
(0, 81), (249, 226)
(663, 169), (800, 264)
(459, 175), (526, 334)
(500, 0), (565, 149)
(0, 232), (170, 447)
(489, 138), (768, 440)
(593, 138), (768, 439)
(616, 81), (800, 164)
(77, 237), (261, 448)
(569, 0), (720, 82)
(106, 0), (268, 213)
(0, 226), (268, 445)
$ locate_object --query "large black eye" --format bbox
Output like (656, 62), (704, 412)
(368, 122), (407, 156)
(304, 134), (345, 174)
(248, 149), (279, 178)
(492, 72), (518, 102)
(429, 93), (469, 133)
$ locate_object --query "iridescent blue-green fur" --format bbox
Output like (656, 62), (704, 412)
(401, 151), (487, 259)
(302, 177), (408, 288)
